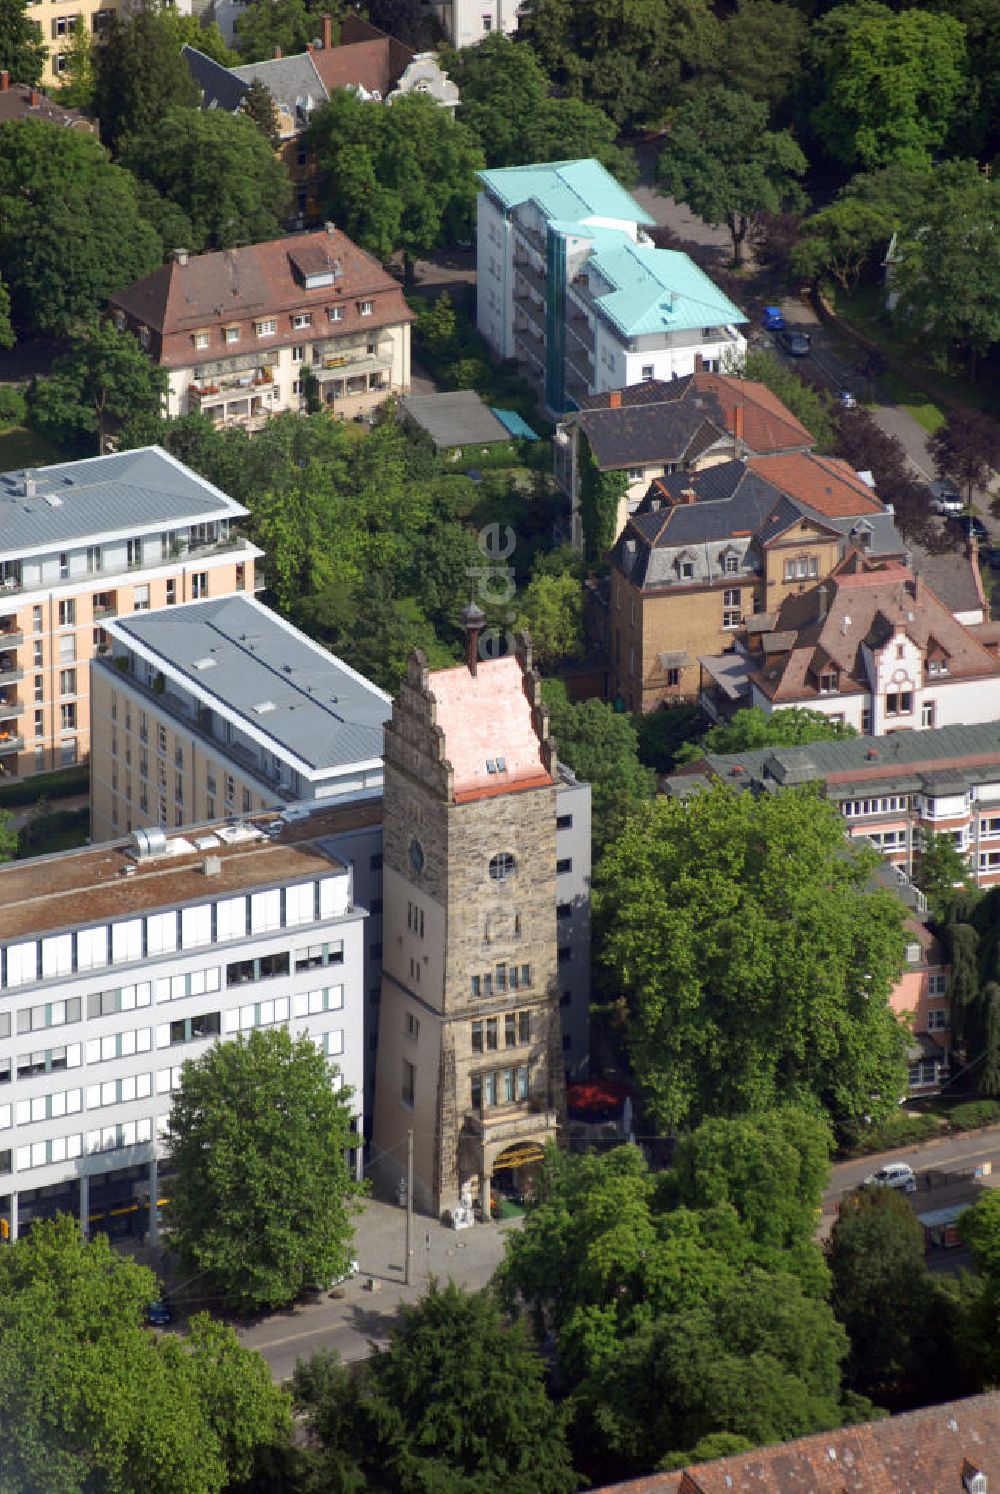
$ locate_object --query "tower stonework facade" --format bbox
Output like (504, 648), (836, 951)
(372, 636), (564, 1217)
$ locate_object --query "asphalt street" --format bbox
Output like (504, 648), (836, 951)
(233, 1126), (1000, 1381)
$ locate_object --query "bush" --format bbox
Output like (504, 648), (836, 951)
(840, 1112), (941, 1157)
(0, 385), (27, 426)
(948, 1101), (1000, 1131)
(0, 763), (88, 807)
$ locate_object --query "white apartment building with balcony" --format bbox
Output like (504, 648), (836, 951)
(0, 812), (367, 1241)
(89, 594), (392, 844)
(0, 447), (258, 784)
(477, 158), (747, 415)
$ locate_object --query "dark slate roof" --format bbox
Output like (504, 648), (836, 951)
(909, 539), (985, 616)
(575, 376), (694, 411)
(231, 53), (329, 120)
(572, 394), (727, 470)
(182, 45), (248, 112)
(398, 390), (509, 448)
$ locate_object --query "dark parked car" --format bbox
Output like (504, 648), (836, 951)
(774, 328), (811, 357)
(989, 545), (1000, 572)
(145, 1297), (172, 1327)
(952, 513), (989, 544)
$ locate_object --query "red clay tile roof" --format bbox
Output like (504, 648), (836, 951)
(693, 372), (815, 453)
(597, 1391), (1000, 1493)
(751, 552), (1000, 703)
(108, 228), (413, 370)
(749, 452), (884, 517)
(310, 18), (414, 97)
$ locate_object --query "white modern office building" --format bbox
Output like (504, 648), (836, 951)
(476, 159), (747, 415)
(0, 810), (369, 1240)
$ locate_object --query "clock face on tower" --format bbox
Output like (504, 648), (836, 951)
(409, 838), (425, 875)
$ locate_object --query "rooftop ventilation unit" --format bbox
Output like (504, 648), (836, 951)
(131, 826), (168, 860)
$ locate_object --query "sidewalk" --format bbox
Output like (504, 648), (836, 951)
(234, 1196), (522, 1380)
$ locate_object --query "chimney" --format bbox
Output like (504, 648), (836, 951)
(0, 72), (9, 92)
(29, 89), (39, 106)
(460, 599), (486, 676)
(325, 220), (336, 237)
(681, 488), (698, 505)
(817, 583), (828, 621)
(733, 402), (744, 451)
(173, 247), (189, 266)
(608, 389), (622, 409)
(273, 44), (282, 58)
(321, 12), (333, 48)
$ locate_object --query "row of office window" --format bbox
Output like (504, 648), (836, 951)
(470, 1065), (530, 1110)
(471, 1011), (531, 1054)
(470, 964), (532, 999)
(13, 1118), (155, 1174)
(0, 879), (346, 989)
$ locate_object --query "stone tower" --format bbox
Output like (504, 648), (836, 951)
(372, 624), (564, 1217)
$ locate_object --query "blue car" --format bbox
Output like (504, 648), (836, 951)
(763, 306), (786, 331)
(146, 1297), (172, 1327)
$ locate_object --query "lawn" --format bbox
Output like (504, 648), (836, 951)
(835, 282), (996, 419)
(0, 425), (62, 469)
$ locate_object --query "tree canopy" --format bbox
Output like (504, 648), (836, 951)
(806, 3), (970, 169)
(235, 0), (341, 63)
(657, 87), (807, 266)
(597, 781), (908, 1129)
(677, 705), (858, 763)
(93, 1), (201, 153)
(446, 34), (633, 180)
(0, 0), (46, 86)
(0, 120), (162, 338)
(165, 1027), (365, 1311)
(122, 106), (291, 252)
(0, 1215), (291, 1493)
(517, 0), (720, 132)
(307, 89), (484, 276)
(501, 1140), (857, 1481)
(542, 680), (654, 854)
(293, 1283), (577, 1493)
(929, 408), (1000, 507)
(29, 319), (169, 456)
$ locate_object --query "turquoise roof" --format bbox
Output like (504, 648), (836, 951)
(586, 244), (748, 337)
(490, 407), (538, 440)
(477, 158), (654, 228)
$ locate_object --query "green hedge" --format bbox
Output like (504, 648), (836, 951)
(839, 1111), (942, 1157)
(948, 1100), (1000, 1131)
(0, 763), (89, 807)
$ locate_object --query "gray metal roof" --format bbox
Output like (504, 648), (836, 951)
(0, 446), (249, 562)
(690, 720), (1000, 795)
(107, 595), (391, 776)
(398, 390), (510, 449)
(182, 45), (248, 112)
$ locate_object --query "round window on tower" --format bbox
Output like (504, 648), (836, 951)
(489, 851), (516, 882)
(409, 838), (425, 875)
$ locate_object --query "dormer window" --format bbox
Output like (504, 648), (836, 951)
(256, 318), (277, 337)
(721, 548), (739, 575)
(329, 306), (344, 322)
(138, 326), (150, 349)
(292, 312), (312, 330)
(114, 311), (126, 332)
(676, 552), (694, 581)
(224, 325), (240, 345)
(818, 669), (838, 694)
(359, 300), (374, 317)
(193, 330), (209, 350)
(927, 657), (950, 677)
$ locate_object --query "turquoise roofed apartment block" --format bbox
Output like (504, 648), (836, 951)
(475, 158), (748, 417)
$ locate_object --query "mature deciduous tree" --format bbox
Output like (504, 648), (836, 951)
(235, 0), (340, 62)
(929, 407), (1000, 507)
(516, 572), (583, 672)
(29, 319), (168, 455)
(93, 1), (200, 152)
(598, 782), (908, 1129)
(959, 1189), (1000, 1380)
(294, 1283), (577, 1494)
(307, 89), (483, 278)
(806, 3), (969, 169)
(446, 34), (633, 179)
(734, 350), (835, 453)
(0, 120), (162, 337)
(916, 828), (977, 921)
(157, 7), (238, 65)
(166, 1027), (365, 1311)
(517, 0), (719, 131)
(57, 20), (97, 108)
(715, 0), (807, 115)
(790, 198), (895, 292)
(123, 107), (290, 251)
(658, 88), (807, 268)
(0, 0), (46, 86)
(0, 1215), (292, 1493)
(542, 680), (654, 853)
(676, 706), (858, 765)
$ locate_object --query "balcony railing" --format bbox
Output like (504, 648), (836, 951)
(0, 627), (23, 647)
(0, 698), (24, 719)
(0, 662), (23, 682)
(0, 733), (23, 755)
(189, 369), (274, 400)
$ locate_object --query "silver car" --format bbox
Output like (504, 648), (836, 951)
(864, 1162), (917, 1194)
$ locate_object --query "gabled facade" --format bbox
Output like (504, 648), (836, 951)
(556, 372), (816, 548)
(748, 552), (1000, 734)
(0, 447), (258, 784)
(428, 0), (524, 47)
(476, 159), (747, 416)
(373, 629), (566, 1217)
(607, 458), (900, 711)
(108, 227), (413, 430)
